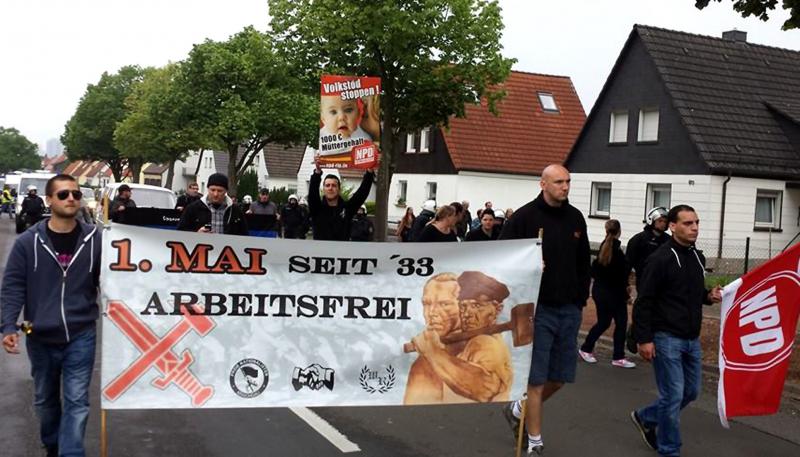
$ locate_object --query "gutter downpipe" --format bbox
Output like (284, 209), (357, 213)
(718, 171), (732, 258)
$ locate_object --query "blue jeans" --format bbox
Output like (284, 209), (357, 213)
(636, 332), (701, 457)
(26, 328), (96, 457)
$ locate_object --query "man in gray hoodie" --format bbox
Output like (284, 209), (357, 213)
(2, 174), (102, 457)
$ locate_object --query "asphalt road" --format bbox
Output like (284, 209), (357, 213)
(1, 218), (799, 457)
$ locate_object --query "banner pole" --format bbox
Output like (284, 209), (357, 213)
(100, 409), (108, 457)
(515, 399), (527, 457)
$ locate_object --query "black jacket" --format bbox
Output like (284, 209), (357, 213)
(110, 197), (136, 223)
(592, 239), (631, 299)
(177, 197), (249, 236)
(21, 195), (45, 219)
(410, 209), (435, 241)
(281, 203), (308, 238)
(632, 238), (711, 343)
(308, 171), (374, 241)
(499, 193), (590, 306)
(350, 214), (374, 241)
(626, 226), (670, 278)
(175, 193), (202, 210)
(465, 227), (497, 241)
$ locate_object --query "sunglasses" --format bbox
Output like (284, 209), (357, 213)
(55, 190), (83, 201)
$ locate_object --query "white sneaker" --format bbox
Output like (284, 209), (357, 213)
(578, 350), (597, 363)
(612, 359), (636, 369)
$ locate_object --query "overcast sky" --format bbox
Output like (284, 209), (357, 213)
(1, 0), (797, 151)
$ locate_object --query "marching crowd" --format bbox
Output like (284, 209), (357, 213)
(2, 162), (722, 457)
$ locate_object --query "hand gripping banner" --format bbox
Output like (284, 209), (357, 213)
(100, 224), (542, 409)
(718, 243), (800, 427)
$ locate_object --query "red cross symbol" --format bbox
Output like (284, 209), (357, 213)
(102, 300), (216, 407)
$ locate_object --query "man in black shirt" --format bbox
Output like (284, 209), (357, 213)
(175, 182), (202, 212)
(465, 210), (497, 241)
(499, 164), (590, 455)
(21, 185), (46, 226)
(627, 206), (670, 289)
(308, 156), (374, 241)
(630, 205), (721, 456)
(110, 184), (136, 223)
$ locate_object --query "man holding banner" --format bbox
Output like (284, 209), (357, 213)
(631, 205), (722, 457)
(177, 173), (248, 236)
(499, 164), (591, 455)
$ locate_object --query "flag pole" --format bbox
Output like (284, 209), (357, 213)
(515, 399), (527, 457)
(101, 195), (109, 457)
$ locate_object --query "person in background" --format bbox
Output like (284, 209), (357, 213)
(175, 182), (202, 212)
(1, 185), (13, 219)
(410, 199), (436, 241)
(627, 207), (670, 290)
(110, 184), (136, 222)
(466, 210), (497, 241)
(177, 173), (248, 236)
(308, 156), (375, 241)
(455, 200), (472, 238)
(21, 185), (46, 227)
(396, 207), (415, 242)
(505, 207), (514, 220)
(350, 205), (374, 241)
(578, 219), (635, 368)
(248, 189), (278, 216)
(240, 195), (253, 213)
(417, 204), (460, 242)
(493, 209), (506, 235)
(470, 208), (483, 231)
(281, 194), (308, 239)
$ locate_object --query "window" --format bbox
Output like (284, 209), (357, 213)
(538, 92), (559, 112)
(646, 184), (672, 215)
(609, 111), (629, 144)
(591, 182), (612, 217)
(406, 132), (417, 153)
(398, 180), (408, 203)
(420, 129), (430, 153)
(638, 108), (660, 142)
(426, 182), (437, 201)
(754, 190), (782, 229)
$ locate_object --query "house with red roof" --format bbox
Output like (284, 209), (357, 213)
(387, 70), (586, 221)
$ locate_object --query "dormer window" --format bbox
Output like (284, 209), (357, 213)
(538, 92), (559, 112)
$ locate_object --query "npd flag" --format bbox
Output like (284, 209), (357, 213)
(718, 243), (800, 427)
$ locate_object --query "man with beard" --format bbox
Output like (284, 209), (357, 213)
(2, 174), (101, 457)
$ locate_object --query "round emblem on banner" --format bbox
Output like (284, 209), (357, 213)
(229, 359), (269, 398)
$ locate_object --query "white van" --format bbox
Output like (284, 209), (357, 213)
(96, 183), (177, 222)
(16, 172), (56, 214)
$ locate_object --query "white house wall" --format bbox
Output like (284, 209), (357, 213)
(387, 172), (539, 221)
(570, 173), (800, 259)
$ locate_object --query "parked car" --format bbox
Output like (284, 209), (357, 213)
(96, 183), (177, 223)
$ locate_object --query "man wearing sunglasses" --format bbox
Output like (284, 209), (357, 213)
(1, 174), (102, 457)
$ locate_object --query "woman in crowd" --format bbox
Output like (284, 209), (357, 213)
(579, 219), (636, 368)
(396, 207), (415, 242)
(417, 204), (460, 242)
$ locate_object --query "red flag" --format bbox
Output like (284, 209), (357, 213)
(718, 243), (800, 427)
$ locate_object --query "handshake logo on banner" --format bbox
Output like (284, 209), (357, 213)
(292, 364), (335, 391)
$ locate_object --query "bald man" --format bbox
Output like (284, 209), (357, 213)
(499, 164), (590, 455)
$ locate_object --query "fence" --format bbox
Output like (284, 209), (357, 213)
(696, 235), (799, 283)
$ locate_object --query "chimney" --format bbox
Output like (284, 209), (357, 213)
(722, 30), (747, 42)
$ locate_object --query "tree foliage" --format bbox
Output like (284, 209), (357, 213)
(62, 66), (147, 181)
(179, 26), (318, 196)
(237, 169), (259, 201)
(695, 0), (800, 29)
(115, 64), (205, 188)
(0, 127), (41, 173)
(269, 0), (515, 240)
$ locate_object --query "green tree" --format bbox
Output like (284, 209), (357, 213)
(180, 26), (318, 197)
(269, 0), (514, 240)
(695, 0), (800, 30)
(115, 64), (206, 188)
(238, 169), (259, 201)
(0, 127), (41, 173)
(62, 65), (147, 182)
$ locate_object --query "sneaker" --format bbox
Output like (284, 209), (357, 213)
(502, 401), (528, 449)
(630, 410), (657, 451)
(528, 444), (544, 455)
(612, 359), (637, 369)
(578, 350), (597, 363)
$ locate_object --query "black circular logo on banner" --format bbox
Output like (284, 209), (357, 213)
(229, 359), (269, 398)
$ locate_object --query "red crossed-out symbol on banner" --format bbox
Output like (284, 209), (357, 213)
(103, 300), (216, 407)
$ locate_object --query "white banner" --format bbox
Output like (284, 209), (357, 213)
(100, 224), (541, 409)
